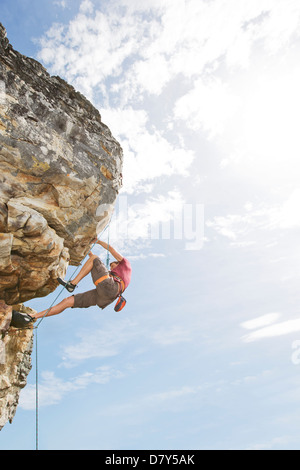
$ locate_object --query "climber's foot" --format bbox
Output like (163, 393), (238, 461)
(57, 278), (76, 293)
(10, 310), (35, 329)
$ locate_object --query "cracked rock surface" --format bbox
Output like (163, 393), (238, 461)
(0, 23), (123, 430)
(0, 22), (122, 305)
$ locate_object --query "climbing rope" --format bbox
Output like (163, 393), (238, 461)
(106, 223), (110, 269)
(32, 216), (113, 450)
(35, 330), (38, 451)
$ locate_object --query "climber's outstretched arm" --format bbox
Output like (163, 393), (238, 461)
(94, 240), (123, 262)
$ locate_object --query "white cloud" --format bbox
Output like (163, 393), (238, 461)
(105, 190), (186, 251)
(206, 210), (266, 243)
(240, 312), (300, 344)
(102, 107), (194, 195)
(20, 366), (123, 410)
(257, 0), (300, 54)
(37, 0), (300, 110)
(54, 0), (67, 8)
(35, 0), (300, 258)
(174, 77), (240, 139)
(207, 188), (300, 245)
(242, 318), (300, 343)
(79, 0), (94, 14)
(36, 0), (300, 192)
(144, 385), (199, 405)
(128, 252), (165, 261)
(131, 54), (172, 96)
(61, 318), (138, 366)
(152, 325), (192, 345)
(126, 191), (185, 240)
(269, 189), (300, 230)
(241, 313), (281, 330)
(225, 67), (300, 186)
(98, 384), (203, 417)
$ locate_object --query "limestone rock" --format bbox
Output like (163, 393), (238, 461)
(0, 301), (35, 430)
(0, 22), (123, 304)
(0, 23), (123, 430)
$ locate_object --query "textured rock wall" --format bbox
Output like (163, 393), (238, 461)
(0, 301), (35, 430)
(0, 23), (123, 430)
(0, 22), (122, 305)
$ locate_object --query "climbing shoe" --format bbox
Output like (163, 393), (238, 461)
(10, 310), (35, 329)
(57, 277), (76, 293)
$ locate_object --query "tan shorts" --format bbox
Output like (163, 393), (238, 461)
(73, 257), (119, 309)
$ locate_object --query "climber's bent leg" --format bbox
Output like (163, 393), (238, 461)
(71, 253), (98, 286)
(57, 253), (98, 292)
(32, 296), (75, 319)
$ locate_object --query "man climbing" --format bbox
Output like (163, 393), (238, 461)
(11, 240), (132, 325)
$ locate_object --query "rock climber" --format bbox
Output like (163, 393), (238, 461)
(10, 240), (132, 326)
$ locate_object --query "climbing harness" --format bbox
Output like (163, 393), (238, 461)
(110, 273), (125, 293)
(110, 273), (127, 312)
(93, 270), (127, 312)
(94, 273), (110, 286)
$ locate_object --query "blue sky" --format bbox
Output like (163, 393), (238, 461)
(2, 0), (300, 450)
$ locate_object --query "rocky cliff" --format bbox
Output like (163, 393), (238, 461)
(0, 23), (123, 430)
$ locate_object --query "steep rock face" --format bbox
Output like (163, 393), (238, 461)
(0, 22), (122, 305)
(0, 301), (35, 430)
(0, 23), (123, 430)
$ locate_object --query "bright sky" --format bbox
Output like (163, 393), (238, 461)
(2, 0), (300, 450)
